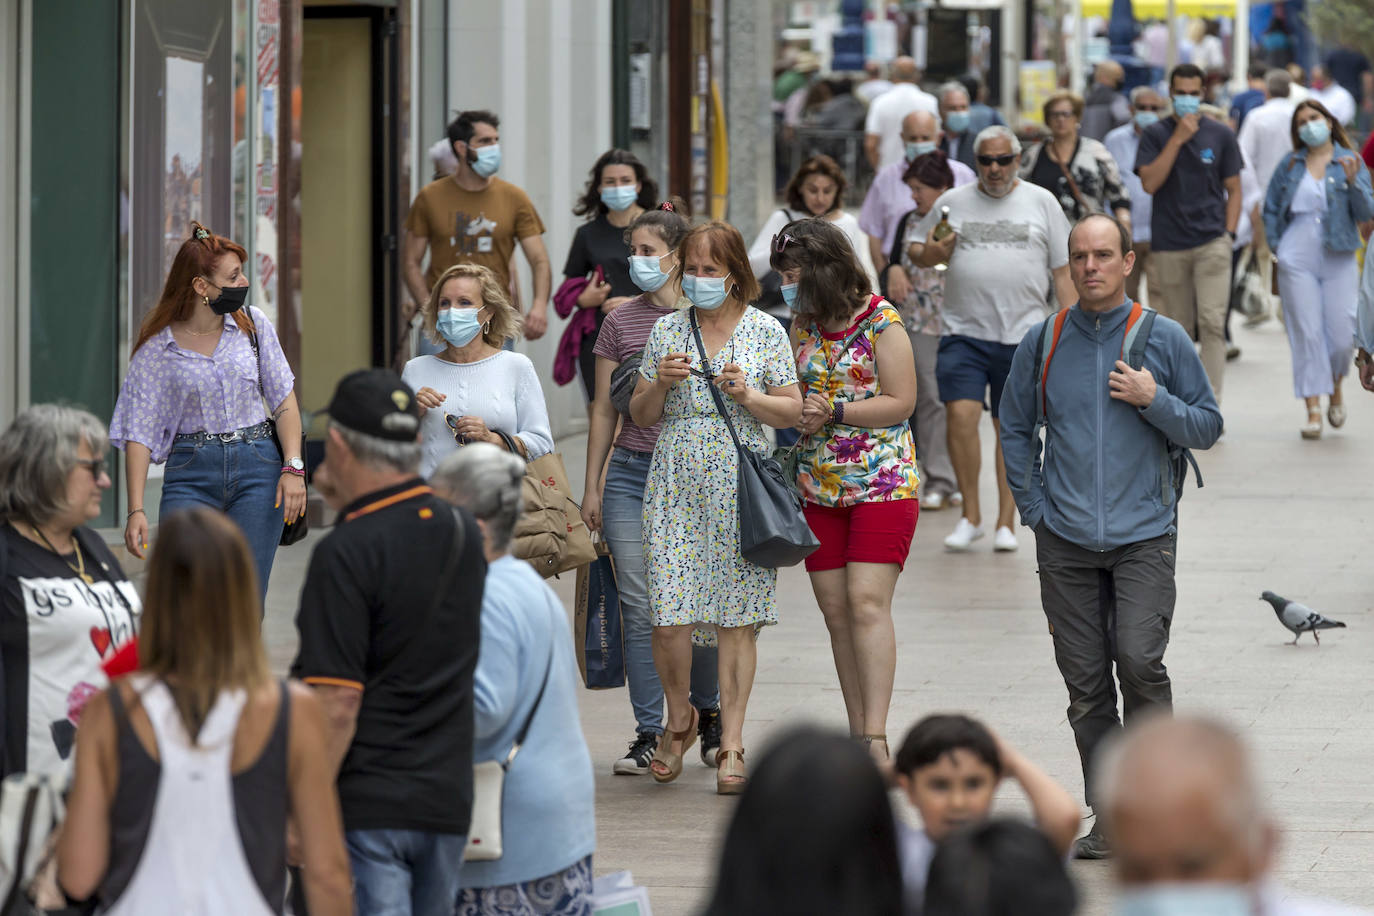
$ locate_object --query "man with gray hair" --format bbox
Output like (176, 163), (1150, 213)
(1104, 86), (1168, 307)
(864, 56), (939, 170)
(910, 125), (1075, 553)
(935, 81), (977, 169)
(292, 368), (486, 915)
(1239, 69), (1298, 203)
(1099, 715), (1372, 914)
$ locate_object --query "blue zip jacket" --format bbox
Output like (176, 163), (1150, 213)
(999, 300), (1223, 551)
(1262, 144), (1374, 254)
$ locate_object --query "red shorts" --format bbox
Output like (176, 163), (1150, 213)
(803, 499), (919, 572)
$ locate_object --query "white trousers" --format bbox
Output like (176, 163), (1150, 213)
(1276, 238), (1357, 399)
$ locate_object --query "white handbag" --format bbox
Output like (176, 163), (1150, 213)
(464, 644), (555, 862)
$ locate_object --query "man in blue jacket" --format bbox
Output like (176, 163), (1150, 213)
(999, 213), (1223, 860)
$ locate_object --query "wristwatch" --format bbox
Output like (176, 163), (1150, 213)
(286, 457), (305, 472)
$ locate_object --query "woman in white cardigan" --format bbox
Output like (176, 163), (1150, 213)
(403, 263), (554, 479)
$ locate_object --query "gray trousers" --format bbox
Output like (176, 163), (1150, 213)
(909, 330), (957, 497)
(1034, 523), (1177, 806)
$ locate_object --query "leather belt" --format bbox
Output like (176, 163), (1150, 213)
(175, 420), (273, 445)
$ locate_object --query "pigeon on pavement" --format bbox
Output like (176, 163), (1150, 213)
(1261, 591), (1347, 645)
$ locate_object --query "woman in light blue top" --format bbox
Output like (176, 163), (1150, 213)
(1261, 99), (1374, 439)
(431, 443), (595, 916)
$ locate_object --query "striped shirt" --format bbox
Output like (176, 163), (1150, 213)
(592, 295), (678, 453)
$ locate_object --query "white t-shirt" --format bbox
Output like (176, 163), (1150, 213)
(747, 209), (878, 290)
(915, 180), (1070, 345)
(401, 350), (554, 479)
(865, 83), (941, 171)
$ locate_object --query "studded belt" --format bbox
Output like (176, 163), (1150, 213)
(174, 420), (274, 445)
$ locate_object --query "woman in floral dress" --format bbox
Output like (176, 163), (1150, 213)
(774, 218), (919, 763)
(630, 221), (802, 795)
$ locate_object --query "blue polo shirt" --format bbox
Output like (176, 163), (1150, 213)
(1134, 115), (1242, 252)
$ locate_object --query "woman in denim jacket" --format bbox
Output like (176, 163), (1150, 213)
(1262, 99), (1374, 439)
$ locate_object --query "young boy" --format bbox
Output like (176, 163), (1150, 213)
(893, 714), (1080, 911)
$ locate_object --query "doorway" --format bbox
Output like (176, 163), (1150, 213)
(299, 5), (398, 417)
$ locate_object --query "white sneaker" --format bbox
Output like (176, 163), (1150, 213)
(993, 526), (1019, 552)
(950, 492), (963, 507)
(944, 518), (985, 551)
(920, 491), (948, 510)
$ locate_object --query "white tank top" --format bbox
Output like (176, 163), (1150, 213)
(104, 676), (277, 916)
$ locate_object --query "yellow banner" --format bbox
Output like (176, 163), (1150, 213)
(1080, 0), (1236, 16)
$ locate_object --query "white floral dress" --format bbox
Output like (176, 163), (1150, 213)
(640, 307), (798, 632)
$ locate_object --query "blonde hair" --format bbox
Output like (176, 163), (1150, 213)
(423, 263), (523, 348)
(138, 507), (271, 742)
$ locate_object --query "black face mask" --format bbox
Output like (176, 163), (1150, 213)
(205, 282), (249, 315)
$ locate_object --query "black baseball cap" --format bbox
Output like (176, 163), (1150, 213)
(323, 369), (421, 442)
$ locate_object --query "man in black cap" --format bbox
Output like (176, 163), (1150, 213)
(291, 369), (486, 915)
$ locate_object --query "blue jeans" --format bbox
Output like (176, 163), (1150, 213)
(346, 829), (467, 916)
(601, 447), (719, 734)
(159, 437), (284, 600)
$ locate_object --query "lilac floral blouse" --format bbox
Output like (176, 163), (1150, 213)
(109, 307), (295, 463)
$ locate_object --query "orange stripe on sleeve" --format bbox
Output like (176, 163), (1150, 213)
(302, 676), (364, 692)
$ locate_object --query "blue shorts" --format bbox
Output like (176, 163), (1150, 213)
(935, 334), (1019, 418)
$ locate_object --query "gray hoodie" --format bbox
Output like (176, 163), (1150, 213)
(999, 300), (1223, 551)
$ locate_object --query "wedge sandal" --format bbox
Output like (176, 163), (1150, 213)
(716, 749), (747, 795)
(649, 707), (698, 784)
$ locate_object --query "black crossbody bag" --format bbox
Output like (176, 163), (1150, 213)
(247, 319), (308, 547)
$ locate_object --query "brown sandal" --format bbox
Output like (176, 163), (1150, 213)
(716, 749), (748, 795)
(650, 708), (699, 784)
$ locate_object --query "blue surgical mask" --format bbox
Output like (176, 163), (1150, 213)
(629, 254), (672, 292)
(600, 186), (639, 212)
(905, 140), (937, 161)
(781, 282), (800, 310)
(470, 144), (501, 178)
(682, 273), (732, 311)
(1114, 883), (1254, 916)
(945, 110), (971, 134)
(1298, 119), (1331, 148)
(1134, 111), (1160, 129)
(1172, 95), (1201, 117)
(436, 308), (484, 348)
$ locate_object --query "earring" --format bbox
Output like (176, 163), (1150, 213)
(482, 320), (490, 332)
(203, 295), (210, 306)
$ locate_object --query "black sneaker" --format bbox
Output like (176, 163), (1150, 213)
(612, 732), (658, 775)
(1073, 821), (1112, 859)
(697, 706), (722, 766)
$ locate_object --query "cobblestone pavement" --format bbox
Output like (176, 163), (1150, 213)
(258, 318), (1374, 915)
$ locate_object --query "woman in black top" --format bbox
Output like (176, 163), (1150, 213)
(562, 149), (660, 400)
(1020, 91), (1131, 227)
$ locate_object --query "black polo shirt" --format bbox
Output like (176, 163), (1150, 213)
(1135, 115), (1242, 252)
(291, 479), (485, 835)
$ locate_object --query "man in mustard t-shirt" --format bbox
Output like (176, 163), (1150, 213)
(404, 110), (552, 339)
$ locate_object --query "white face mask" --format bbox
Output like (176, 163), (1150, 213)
(1115, 883), (1256, 916)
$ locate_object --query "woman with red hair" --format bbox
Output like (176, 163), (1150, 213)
(110, 223), (304, 598)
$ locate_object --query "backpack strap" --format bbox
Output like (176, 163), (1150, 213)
(1034, 308), (1072, 424)
(1121, 301), (1156, 370)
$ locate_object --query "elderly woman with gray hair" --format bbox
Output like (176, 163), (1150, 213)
(0, 405), (141, 780)
(431, 443), (596, 915)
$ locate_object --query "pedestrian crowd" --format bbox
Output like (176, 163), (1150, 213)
(1, 55), (1373, 916)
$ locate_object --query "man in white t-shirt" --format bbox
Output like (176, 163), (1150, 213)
(1239, 70), (1298, 198)
(863, 57), (939, 171)
(854, 59), (893, 105)
(910, 126), (1074, 553)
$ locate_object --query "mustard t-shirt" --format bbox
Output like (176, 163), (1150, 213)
(405, 176), (546, 289)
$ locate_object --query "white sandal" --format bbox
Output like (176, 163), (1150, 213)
(1328, 403), (1347, 429)
(1301, 410), (1322, 440)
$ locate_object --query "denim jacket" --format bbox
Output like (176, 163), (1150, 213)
(1262, 144), (1374, 253)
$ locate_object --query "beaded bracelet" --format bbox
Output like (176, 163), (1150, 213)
(832, 401), (846, 426)
(281, 466), (305, 477)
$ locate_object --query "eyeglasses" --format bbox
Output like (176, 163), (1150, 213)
(1136, 105), (1164, 112)
(686, 339), (735, 380)
(772, 232), (797, 253)
(1047, 110), (1077, 120)
(977, 154), (1017, 167)
(75, 458), (107, 479)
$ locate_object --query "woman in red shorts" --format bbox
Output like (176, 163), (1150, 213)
(773, 218), (919, 763)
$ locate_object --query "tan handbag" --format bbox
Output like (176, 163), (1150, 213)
(492, 432), (596, 577)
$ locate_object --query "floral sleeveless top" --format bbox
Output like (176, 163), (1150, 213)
(794, 296), (920, 507)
